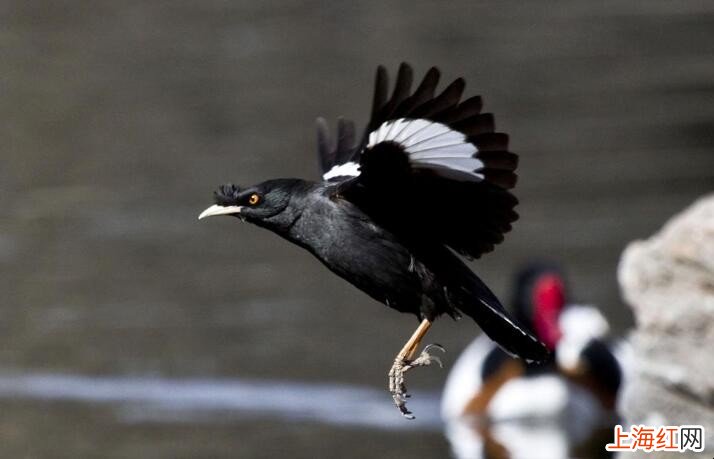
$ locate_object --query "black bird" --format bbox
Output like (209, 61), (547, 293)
(199, 63), (549, 418)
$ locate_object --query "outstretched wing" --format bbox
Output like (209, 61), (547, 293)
(318, 64), (547, 363)
(335, 63), (519, 260)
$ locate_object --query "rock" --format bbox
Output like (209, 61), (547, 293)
(618, 193), (714, 458)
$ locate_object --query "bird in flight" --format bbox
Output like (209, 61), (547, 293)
(199, 63), (549, 418)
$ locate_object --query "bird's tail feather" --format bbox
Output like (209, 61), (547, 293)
(455, 275), (550, 364)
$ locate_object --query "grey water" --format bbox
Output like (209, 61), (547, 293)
(1, 1), (713, 458)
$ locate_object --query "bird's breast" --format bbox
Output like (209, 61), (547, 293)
(287, 199), (427, 311)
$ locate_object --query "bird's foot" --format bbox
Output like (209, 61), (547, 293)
(388, 343), (445, 419)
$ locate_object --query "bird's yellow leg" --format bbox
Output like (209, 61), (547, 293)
(389, 319), (445, 419)
(397, 319), (432, 361)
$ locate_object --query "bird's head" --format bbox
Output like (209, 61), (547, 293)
(198, 179), (302, 228)
(513, 263), (567, 351)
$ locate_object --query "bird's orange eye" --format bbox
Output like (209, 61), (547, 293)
(248, 194), (260, 205)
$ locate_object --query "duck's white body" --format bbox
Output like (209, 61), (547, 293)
(441, 306), (621, 459)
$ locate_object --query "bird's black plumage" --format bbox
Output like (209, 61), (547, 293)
(201, 64), (549, 374)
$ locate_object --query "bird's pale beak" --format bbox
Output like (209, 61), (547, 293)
(198, 204), (243, 220)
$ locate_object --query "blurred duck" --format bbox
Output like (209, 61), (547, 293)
(441, 263), (622, 459)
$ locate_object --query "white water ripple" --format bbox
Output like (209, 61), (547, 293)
(0, 371), (442, 430)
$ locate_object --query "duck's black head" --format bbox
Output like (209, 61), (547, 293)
(512, 262), (567, 351)
(198, 178), (307, 231)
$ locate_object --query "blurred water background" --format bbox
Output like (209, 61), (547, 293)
(1, 1), (713, 457)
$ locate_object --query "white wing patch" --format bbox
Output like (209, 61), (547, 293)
(322, 161), (361, 180)
(368, 118), (484, 181)
(323, 118), (484, 182)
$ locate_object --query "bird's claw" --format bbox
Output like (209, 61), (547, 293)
(388, 343), (446, 419)
(419, 343), (446, 367)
